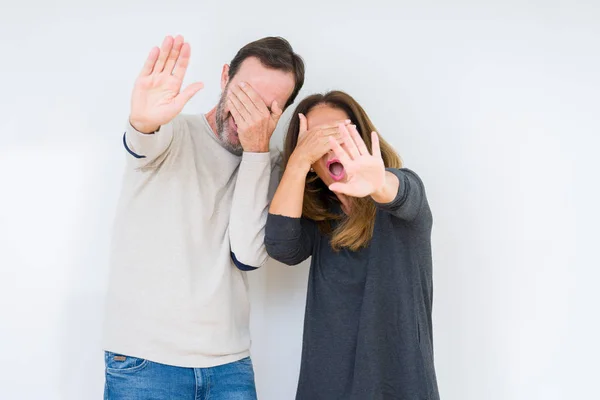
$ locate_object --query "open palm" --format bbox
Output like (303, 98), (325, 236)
(328, 124), (386, 198)
(130, 35), (204, 133)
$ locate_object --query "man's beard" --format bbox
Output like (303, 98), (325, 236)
(215, 87), (243, 156)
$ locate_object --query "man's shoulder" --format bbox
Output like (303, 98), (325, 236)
(174, 113), (208, 131)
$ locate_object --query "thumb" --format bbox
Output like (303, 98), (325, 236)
(298, 113), (308, 135)
(329, 182), (350, 195)
(270, 100), (283, 121)
(175, 81), (204, 109)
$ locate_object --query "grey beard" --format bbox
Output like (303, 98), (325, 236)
(215, 89), (243, 156)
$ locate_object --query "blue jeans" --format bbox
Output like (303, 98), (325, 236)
(104, 351), (257, 400)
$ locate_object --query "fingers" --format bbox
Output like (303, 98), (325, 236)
(297, 119), (352, 166)
(339, 123), (360, 159)
(172, 42), (192, 80)
(164, 35), (184, 75)
(270, 100), (283, 123)
(301, 127), (342, 149)
(311, 119), (352, 132)
(140, 47), (160, 77)
(298, 113), (308, 136)
(228, 91), (251, 123)
(297, 124), (346, 166)
(300, 118), (350, 140)
(174, 82), (204, 109)
(311, 134), (340, 164)
(319, 127), (344, 137)
(329, 135), (352, 165)
(371, 131), (382, 158)
(152, 36), (174, 74)
(230, 84), (263, 117)
(349, 125), (369, 155)
(301, 124), (345, 149)
(228, 96), (248, 128)
(328, 182), (351, 195)
(238, 82), (270, 115)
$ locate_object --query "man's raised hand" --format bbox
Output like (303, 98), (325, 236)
(129, 35), (204, 133)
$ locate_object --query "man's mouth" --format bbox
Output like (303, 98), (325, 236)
(327, 159), (345, 181)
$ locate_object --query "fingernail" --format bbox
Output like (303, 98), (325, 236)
(345, 119), (351, 123)
(239, 82), (246, 87)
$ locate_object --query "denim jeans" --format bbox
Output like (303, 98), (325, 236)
(104, 351), (257, 400)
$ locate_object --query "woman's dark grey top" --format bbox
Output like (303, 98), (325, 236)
(265, 168), (439, 400)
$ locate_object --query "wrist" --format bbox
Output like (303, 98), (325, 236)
(129, 117), (159, 134)
(244, 145), (270, 153)
(241, 137), (270, 153)
(371, 186), (388, 203)
(370, 174), (391, 203)
(288, 153), (311, 175)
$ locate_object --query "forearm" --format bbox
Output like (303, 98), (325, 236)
(229, 152), (272, 269)
(265, 214), (315, 266)
(269, 156), (309, 218)
(373, 168), (427, 222)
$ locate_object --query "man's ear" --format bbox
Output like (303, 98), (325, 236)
(220, 64), (230, 91)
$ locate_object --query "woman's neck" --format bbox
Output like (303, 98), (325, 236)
(335, 193), (352, 215)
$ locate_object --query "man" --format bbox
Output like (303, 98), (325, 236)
(102, 35), (305, 399)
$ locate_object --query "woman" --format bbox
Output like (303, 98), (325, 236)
(265, 91), (439, 400)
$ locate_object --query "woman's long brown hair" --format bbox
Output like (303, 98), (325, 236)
(283, 91), (402, 251)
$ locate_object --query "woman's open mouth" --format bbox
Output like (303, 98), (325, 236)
(327, 159), (345, 181)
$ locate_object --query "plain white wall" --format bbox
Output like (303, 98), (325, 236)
(1, 1), (598, 399)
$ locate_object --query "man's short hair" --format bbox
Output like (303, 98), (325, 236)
(228, 37), (305, 109)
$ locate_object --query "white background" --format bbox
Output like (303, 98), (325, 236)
(1, 1), (598, 399)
